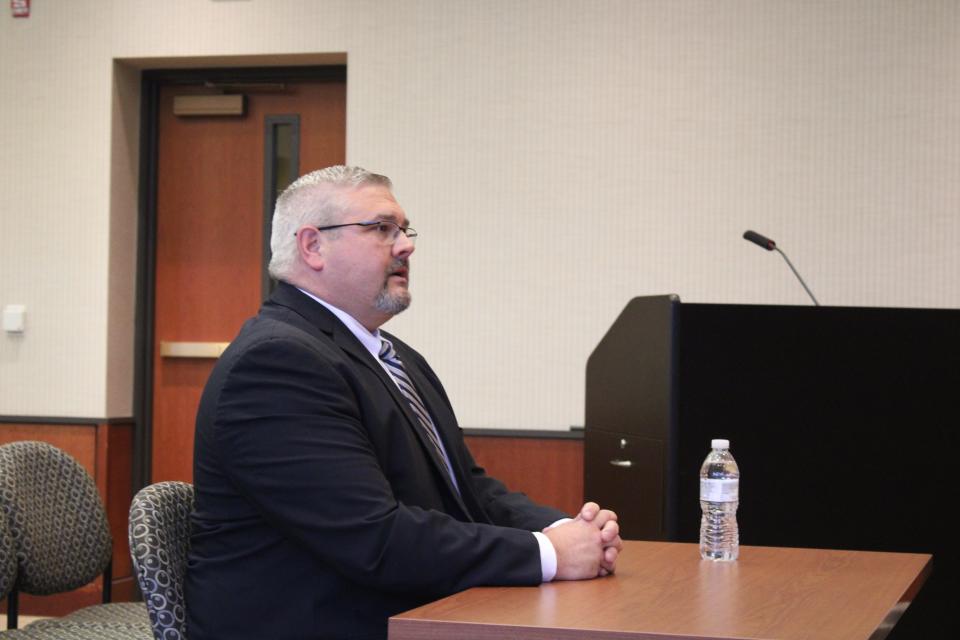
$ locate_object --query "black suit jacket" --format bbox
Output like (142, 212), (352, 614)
(186, 283), (567, 639)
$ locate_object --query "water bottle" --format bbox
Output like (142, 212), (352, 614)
(699, 438), (740, 561)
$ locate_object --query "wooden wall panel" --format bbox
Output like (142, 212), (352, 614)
(104, 424), (134, 582)
(0, 423), (97, 475)
(464, 435), (584, 516)
(0, 424), (582, 618)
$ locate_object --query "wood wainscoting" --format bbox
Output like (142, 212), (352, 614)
(463, 430), (584, 516)
(0, 422), (581, 617)
(0, 419), (136, 616)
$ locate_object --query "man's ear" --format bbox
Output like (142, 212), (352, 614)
(297, 227), (325, 271)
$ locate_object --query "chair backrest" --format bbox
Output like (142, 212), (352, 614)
(129, 481), (195, 640)
(1, 513), (16, 601)
(0, 440), (112, 595)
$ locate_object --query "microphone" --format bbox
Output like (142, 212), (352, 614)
(743, 230), (776, 251)
(742, 230), (820, 306)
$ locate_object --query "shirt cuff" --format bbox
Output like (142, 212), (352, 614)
(532, 531), (557, 582)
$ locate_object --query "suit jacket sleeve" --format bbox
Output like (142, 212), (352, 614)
(208, 331), (544, 598)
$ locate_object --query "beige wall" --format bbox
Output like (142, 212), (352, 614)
(1, 1), (957, 429)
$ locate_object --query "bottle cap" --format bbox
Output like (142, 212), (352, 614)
(711, 438), (730, 449)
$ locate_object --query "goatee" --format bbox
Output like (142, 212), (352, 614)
(374, 259), (411, 315)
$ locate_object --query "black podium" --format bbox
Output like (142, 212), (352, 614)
(585, 295), (959, 638)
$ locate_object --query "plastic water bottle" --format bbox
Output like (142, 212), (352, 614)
(699, 438), (740, 561)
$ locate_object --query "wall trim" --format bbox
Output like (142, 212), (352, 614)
(462, 427), (583, 440)
(0, 416), (134, 425)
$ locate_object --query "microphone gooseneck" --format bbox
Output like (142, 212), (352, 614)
(742, 230), (820, 306)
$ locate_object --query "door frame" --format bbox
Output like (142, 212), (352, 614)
(133, 65), (347, 491)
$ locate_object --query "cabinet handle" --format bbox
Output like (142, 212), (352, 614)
(609, 459), (633, 468)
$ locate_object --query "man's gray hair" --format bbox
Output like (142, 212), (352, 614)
(268, 166), (393, 281)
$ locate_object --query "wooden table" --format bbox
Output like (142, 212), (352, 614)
(389, 540), (931, 640)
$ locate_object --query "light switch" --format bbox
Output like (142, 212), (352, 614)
(3, 304), (26, 333)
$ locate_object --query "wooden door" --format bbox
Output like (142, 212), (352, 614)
(151, 79), (345, 483)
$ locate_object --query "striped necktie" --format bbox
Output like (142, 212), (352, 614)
(379, 338), (458, 490)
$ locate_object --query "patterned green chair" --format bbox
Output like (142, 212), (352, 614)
(128, 481), (194, 640)
(0, 441), (149, 637)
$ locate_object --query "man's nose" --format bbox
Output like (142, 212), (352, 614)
(393, 233), (415, 257)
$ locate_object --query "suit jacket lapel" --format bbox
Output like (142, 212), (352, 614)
(386, 338), (473, 516)
(268, 284), (470, 514)
(339, 330), (471, 516)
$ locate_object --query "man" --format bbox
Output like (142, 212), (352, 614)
(186, 166), (622, 639)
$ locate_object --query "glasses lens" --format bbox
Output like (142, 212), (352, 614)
(387, 222), (417, 245)
(367, 221), (416, 245)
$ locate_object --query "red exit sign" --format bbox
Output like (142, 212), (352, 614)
(11, 0), (30, 18)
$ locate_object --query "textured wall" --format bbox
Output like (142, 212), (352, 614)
(1, 1), (957, 428)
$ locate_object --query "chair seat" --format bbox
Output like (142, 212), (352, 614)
(0, 620), (152, 639)
(23, 602), (150, 629)
(54, 602), (149, 624)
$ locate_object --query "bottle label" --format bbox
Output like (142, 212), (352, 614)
(700, 478), (739, 502)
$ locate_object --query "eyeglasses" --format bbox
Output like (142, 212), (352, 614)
(308, 220), (418, 245)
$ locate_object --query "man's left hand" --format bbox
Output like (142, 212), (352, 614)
(574, 502), (622, 576)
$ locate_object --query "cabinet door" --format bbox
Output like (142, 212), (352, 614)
(584, 431), (665, 540)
